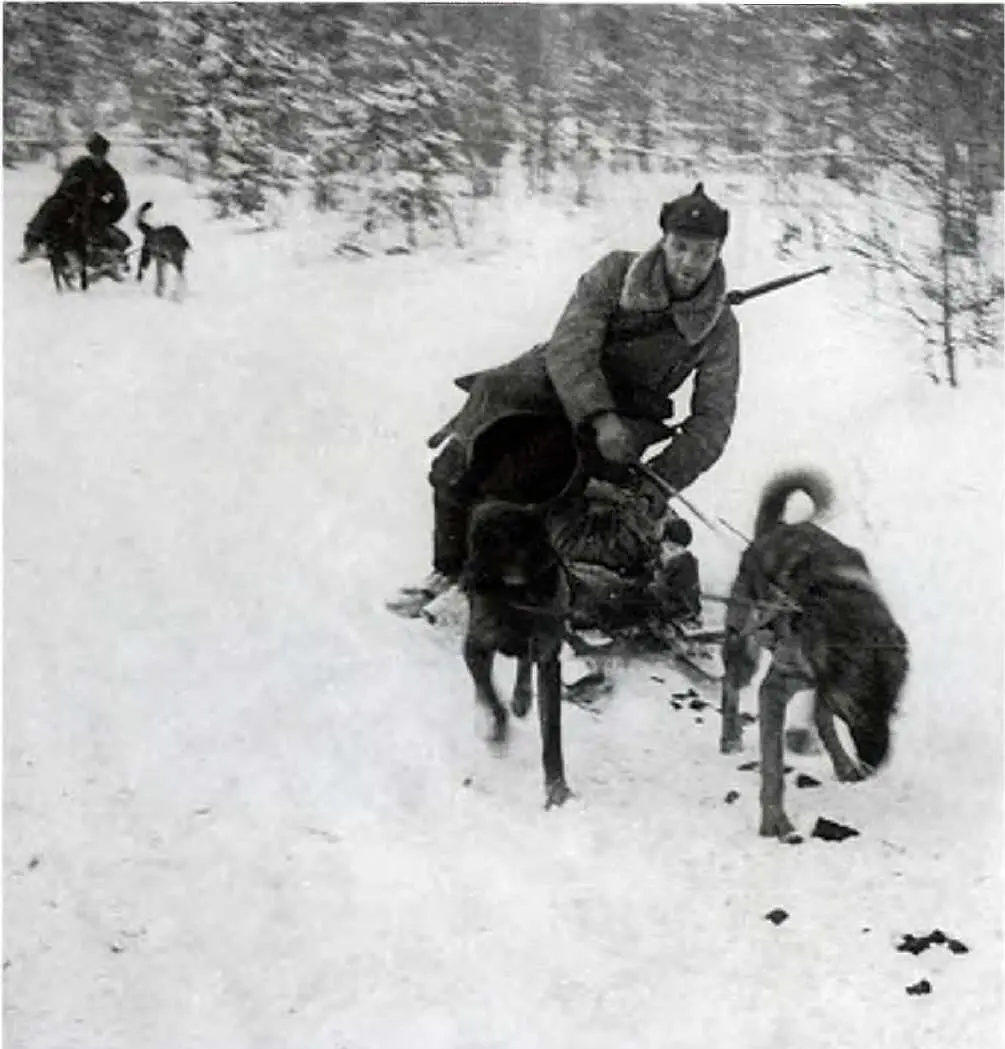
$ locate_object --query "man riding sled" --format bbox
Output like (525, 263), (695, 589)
(389, 183), (739, 631)
(20, 132), (132, 282)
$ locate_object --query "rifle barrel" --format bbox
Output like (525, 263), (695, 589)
(728, 264), (831, 306)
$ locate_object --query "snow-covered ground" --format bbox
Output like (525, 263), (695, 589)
(4, 153), (1002, 1049)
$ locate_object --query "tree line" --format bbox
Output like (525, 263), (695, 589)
(4, 3), (1002, 384)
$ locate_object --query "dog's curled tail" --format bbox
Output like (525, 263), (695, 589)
(754, 469), (834, 538)
(136, 201), (154, 236)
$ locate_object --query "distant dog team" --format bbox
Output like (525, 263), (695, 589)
(19, 199), (190, 300)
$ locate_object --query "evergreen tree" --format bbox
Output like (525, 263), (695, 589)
(202, 7), (304, 221)
(3, 4), (80, 168)
(809, 5), (1003, 385)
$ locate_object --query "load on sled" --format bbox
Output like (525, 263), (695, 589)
(413, 407), (723, 678)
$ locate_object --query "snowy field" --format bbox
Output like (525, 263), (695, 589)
(3, 153), (1003, 1048)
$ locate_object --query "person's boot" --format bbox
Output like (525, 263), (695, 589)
(386, 569), (457, 618)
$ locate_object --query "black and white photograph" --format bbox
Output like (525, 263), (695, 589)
(4, 3), (1003, 1046)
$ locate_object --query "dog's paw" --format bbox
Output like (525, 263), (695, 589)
(511, 689), (532, 718)
(487, 733), (509, 756)
(544, 780), (573, 810)
(760, 811), (801, 843)
(834, 762), (867, 783)
(484, 714), (510, 754)
(719, 733), (743, 754)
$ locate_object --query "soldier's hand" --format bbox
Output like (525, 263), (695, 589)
(633, 475), (668, 519)
(593, 412), (638, 465)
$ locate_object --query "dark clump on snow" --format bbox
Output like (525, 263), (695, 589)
(795, 773), (822, 789)
(672, 688), (699, 701)
(811, 817), (860, 842)
(906, 979), (933, 996)
(737, 760), (793, 773)
(724, 790), (740, 805)
(897, 930), (970, 956)
(688, 698), (708, 711)
(765, 908), (789, 926)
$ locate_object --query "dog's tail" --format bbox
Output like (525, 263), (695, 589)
(136, 201), (154, 236)
(754, 469), (834, 538)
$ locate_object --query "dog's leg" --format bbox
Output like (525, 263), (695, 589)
(537, 653), (572, 809)
(155, 256), (165, 298)
(463, 635), (508, 749)
(511, 655), (533, 718)
(758, 664), (803, 842)
(814, 695), (867, 782)
(137, 244), (150, 283)
(720, 630), (759, 754)
(76, 231), (89, 292)
(52, 247), (75, 292)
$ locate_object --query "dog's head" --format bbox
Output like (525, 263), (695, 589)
(462, 500), (559, 593)
(19, 228), (47, 263)
(829, 612), (909, 773)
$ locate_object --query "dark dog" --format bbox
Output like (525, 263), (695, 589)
(136, 201), (191, 299)
(20, 195), (88, 292)
(461, 500), (573, 808)
(719, 470), (909, 842)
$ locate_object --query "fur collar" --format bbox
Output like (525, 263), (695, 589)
(619, 244), (727, 346)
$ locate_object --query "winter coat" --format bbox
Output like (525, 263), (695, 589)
(55, 155), (129, 230)
(436, 243), (740, 494)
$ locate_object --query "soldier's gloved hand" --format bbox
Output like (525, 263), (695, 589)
(593, 412), (638, 466)
(632, 475), (669, 519)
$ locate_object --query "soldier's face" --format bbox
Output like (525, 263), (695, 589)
(661, 232), (721, 297)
